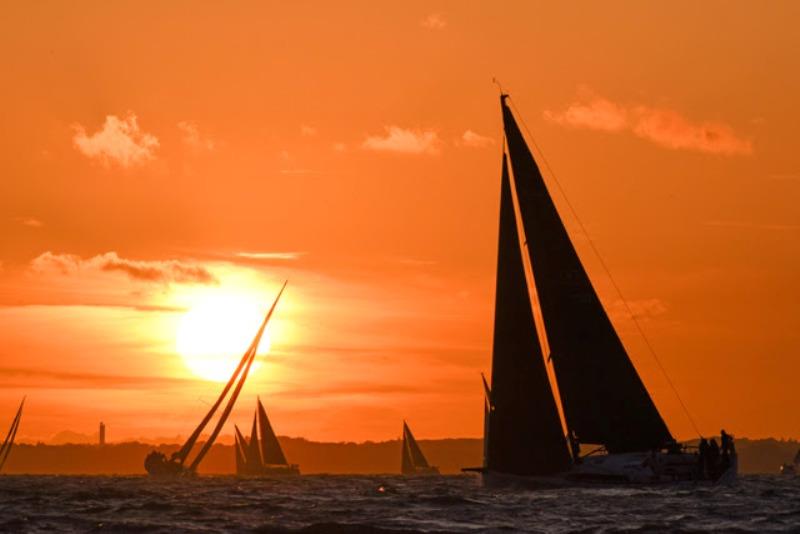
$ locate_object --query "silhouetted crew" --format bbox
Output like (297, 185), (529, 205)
(698, 438), (709, 478)
(707, 438), (720, 479)
(720, 429), (732, 455)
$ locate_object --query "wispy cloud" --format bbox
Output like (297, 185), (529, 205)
(333, 142), (347, 152)
(544, 91), (753, 156)
(421, 13), (446, 30)
(236, 251), (306, 261)
(301, 125), (317, 136)
(73, 113), (159, 167)
(31, 251), (217, 285)
(178, 121), (215, 151)
(16, 217), (44, 228)
(457, 130), (495, 148)
(362, 126), (441, 155)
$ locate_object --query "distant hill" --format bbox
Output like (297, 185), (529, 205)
(1, 437), (796, 475)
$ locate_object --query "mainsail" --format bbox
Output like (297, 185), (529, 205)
(401, 422), (437, 474)
(0, 399), (24, 472)
(500, 96), (672, 453)
(486, 155), (571, 476)
(257, 398), (288, 465)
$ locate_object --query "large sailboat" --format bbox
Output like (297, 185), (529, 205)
(400, 421), (439, 475)
(0, 399), (24, 474)
(472, 95), (737, 486)
(234, 397), (299, 476)
(144, 283), (286, 476)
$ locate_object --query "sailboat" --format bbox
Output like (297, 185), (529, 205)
(401, 421), (439, 475)
(467, 94), (737, 486)
(234, 397), (299, 476)
(780, 449), (800, 475)
(0, 399), (24, 474)
(144, 283), (286, 476)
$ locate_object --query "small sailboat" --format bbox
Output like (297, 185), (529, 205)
(234, 397), (299, 476)
(780, 449), (800, 475)
(144, 283), (286, 476)
(0, 399), (24, 474)
(466, 94), (737, 486)
(401, 421), (439, 475)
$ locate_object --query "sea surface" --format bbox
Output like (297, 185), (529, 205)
(0, 474), (797, 533)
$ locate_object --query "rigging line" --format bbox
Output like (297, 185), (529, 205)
(506, 95), (703, 439)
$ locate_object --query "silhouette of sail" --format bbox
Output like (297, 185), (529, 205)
(257, 398), (288, 465)
(0, 399), (23, 472)
(403, 422), (430, 469)
(501, 97), (672, 453)
(487, 154), (571, 475)
(174, 282), (286, 466)
(234, 425), (247, 475)
(186, 283), (287, 471)
(246, 412), (263, 469)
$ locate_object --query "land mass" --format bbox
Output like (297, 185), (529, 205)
(2, 437), (796, 475)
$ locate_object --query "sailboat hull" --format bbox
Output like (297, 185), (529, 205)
(237, 464), (300, 477)
(480, 451), (738, 488)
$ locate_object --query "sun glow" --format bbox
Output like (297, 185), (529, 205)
(176, 292), (271, 382)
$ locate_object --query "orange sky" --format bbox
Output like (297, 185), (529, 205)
(1, 1), (799, 444)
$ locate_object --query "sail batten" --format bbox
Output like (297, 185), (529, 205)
(486, 153), (571, 475)
(501, 97), (672, 453)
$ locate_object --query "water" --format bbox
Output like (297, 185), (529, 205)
(0, 474), (797, 533)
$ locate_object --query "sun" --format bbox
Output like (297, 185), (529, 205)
(176, 293), (271, 382)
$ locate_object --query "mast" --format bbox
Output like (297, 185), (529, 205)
(486, 153), (571, 476)
(501, 96), (672, 453)
(257, 398), (288, 465)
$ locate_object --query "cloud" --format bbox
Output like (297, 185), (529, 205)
(457, 130), (495, 148)
(333, 142), (347, 152)
(16, 217), (44, 228)
(632, 107), (754, 155)
(236, 251), (306, 261)
(301, 125), (317, 136)
(421, 13), (446, 30)
(72, 113), (159, 167)
(362, 126), (441, 155)
(544, 96), (629, 132)
(544, 91), (753, 155)
(31, 251), (217, 285)
(177, 121), (215, 151)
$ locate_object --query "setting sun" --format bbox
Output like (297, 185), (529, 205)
(176, 293), (271, 382)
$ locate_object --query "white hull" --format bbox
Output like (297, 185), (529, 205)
(481, 451), (738, 488)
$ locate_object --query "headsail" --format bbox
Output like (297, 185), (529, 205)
(246, 412), (263, 469)
(486, 154), (572, 476)
(257, 398), (288, 465)
(0, 399), (24, 472)
(501, 96), (672, 453)
(234, 425), (247, 475)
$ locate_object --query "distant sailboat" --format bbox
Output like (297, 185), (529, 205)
(144, 283), (286, 476)
(0, 399), (24, 473)
(466, 94), (737, 486)
(780, 449), (800, 475)
(234, 397), (299, 476)
(401, 421), (439, 475)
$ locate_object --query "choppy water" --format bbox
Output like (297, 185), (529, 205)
(0, 474), (797, 533)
